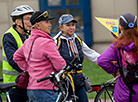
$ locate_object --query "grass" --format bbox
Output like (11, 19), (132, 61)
(82, 58), (113, 99)
(0, 59), (113, 99)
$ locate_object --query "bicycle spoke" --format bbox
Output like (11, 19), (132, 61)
(104, 91), (106, 102)
(105, 87), (114, 102)
(94, 86), (114, 102)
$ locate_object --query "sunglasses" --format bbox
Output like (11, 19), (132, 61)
(33, 11), (48, 22)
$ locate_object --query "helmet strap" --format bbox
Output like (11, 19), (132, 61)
(18, 16), (31, 35)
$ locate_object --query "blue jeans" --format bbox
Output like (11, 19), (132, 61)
(27, 90), (58, 102)
(75, 86), (88, 102)
(68, 85), (88, 102)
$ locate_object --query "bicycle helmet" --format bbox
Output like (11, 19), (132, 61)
(11, 5), (34, 17)
(119, 13), (137, 29)
(10, 5), (34, 34)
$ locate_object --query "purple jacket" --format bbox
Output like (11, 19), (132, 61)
(97, 41), (138, 102)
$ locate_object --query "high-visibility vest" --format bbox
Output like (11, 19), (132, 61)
(2, 26), (23, 83)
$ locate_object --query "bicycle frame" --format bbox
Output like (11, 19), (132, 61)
(37, 55), (79, 102)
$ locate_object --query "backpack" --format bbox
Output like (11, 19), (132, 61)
(119, 48), (138, 102)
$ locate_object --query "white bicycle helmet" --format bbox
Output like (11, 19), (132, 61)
(11, 5), (34, 34)
(11, 5), (34, 17)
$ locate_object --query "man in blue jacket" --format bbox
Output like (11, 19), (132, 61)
(2, 5), (34, 102)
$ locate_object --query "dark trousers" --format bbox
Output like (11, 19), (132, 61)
(75, 86), (88, 102)
(9, 88), (28, 102)
(68, 85), (88, 102)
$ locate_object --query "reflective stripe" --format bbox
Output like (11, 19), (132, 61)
(62, 70), (83, 92)
(3, 69), (19, 76)
(57, 37), (82, 50)
(3, 56), (7, 62)
(70, 70), (82, 74)
(77, 37), (82, 45)
(68, 73), (75, 92)
(57, 37), (61, 49)
(62, 73), (75, 92)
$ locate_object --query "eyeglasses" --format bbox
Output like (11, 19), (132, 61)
(33, 11), (48, 22)
(23, 17), (31, 21)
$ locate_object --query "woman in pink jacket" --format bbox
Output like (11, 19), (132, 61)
(13, 11), (66, 102)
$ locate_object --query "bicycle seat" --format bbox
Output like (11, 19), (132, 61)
(0, 83), (17, 92)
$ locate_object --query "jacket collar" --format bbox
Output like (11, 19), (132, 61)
(114, 41), (135, 51)
(31, 29), (52, 39)
(56, 31), (78, 41)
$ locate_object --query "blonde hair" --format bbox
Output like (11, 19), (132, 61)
(31, 25), (37, 29)
(31, 22), (42, 29)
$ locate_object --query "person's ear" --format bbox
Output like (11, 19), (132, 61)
(59, 25), (63, 31)
(15, 19), (22, 26)
(119, 25), (124, 33)
(35, 23), (41, 29)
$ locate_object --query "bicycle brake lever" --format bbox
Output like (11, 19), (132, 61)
(45, 82), (52, 86)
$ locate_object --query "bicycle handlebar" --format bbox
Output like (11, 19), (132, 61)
(37, 76), (51, 83)
(37, 55), (79, 83)
(63, 55), (79, 71)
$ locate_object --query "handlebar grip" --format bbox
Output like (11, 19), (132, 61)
(37, 76), (51, 83)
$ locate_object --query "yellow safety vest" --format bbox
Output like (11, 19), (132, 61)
(2, 26), (23, 83)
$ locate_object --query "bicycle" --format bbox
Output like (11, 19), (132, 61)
(37, 55), (80, 102)
(91, 75), (118, 102)
(0, 78), (17, 102)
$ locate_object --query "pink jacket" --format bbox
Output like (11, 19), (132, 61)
(13, 29), (66, 90)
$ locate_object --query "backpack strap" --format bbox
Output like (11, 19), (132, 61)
(57, 37), (61, 49)
(76, 37), (82, 45)
(57, 36), (82, 50)
(119, 48), (136, 102)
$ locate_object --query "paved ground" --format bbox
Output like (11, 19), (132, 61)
(89, 99), (113, 102)
(89, 99), (94, 102)
(92, 43), (112, 54)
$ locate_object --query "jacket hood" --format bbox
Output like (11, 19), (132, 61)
(31, 29), (52, 40)
(114, 41), (135, 51)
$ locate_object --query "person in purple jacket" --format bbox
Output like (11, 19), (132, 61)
(97, 13), (138, 102)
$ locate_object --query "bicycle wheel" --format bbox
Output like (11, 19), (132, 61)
(94, 86), (115, 102)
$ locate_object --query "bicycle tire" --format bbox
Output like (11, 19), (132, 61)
(94, 86), (114, 102)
